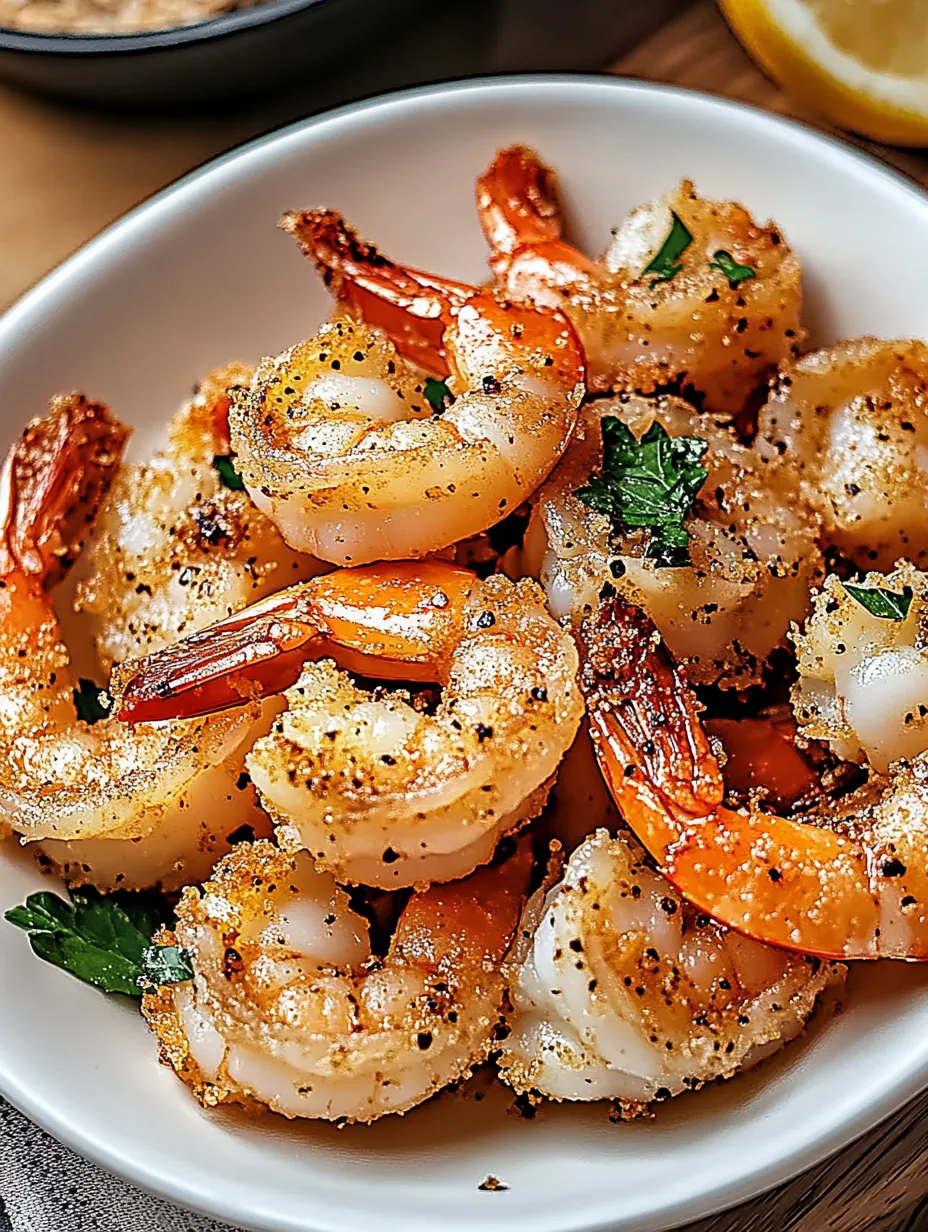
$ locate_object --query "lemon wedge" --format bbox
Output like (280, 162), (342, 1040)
(719, 0), (928, 144)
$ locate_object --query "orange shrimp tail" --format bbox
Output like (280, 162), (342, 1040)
(705, 717), (819, 809)
(117, 588), (322, 723)
(393, 840), (533, 973)
(281, 208), (472, 378)
(476, 145), (602, 291)
(580, 596), (893, 961)
(476, 146), (565, 267)
(448, 293), (586, 397)
(303, 562), (475, 673)
(577, 595), (724, 832)
(0, 393), (129, 584)
(119, 562), (478, 725)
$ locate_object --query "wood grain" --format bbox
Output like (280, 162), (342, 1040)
(1, 2), (928, 1230)
(684, 1090), (928, 1232)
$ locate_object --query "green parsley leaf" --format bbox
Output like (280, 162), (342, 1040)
(73, 678), (111, 725)
(843, 582), (913, 621)
(642, 211), (693, 288)
(213, 454), (245, 491)
(139, 943), (194, 989)
(29, 933), (143, 997)
(5, 886), (192, 998)
(708, 249), (757, 289)
(576, 417), (708, 568)
(423, 378), (453, 414)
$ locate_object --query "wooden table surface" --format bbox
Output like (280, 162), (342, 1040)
(2, 2), (928, 1230)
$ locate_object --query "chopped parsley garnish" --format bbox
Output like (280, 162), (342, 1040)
(708, 249), (757, 288)
(213, 454), (245, 491)
(73, 678), (111, 725)
(5, 886), (192, 998)
(140, 942), (194, 988)
(576, 417), (708, 568)
(423, 378), (453, 413)
(843, 582), (913, 621)
(642, 211), (693, 288)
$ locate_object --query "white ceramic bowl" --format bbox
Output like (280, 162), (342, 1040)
(2, 75), (928, 1232)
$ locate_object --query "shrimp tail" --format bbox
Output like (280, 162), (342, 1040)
(476, 145), (565, 268)
(117, 587), (320, 723)
(0, 393), (129, 584)
(576, 594), (724, 824)
(281, 208), (469, 378)
(118, 561), (479, 724)
(394, 839), (533, 971)
(476, 146), (602, 290)
(579, 595), (899, 961)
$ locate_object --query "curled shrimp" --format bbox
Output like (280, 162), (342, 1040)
(143, 838), (531, 1123)
(478, 145), (803, 413)
(0, 396), (271, 891)
(511, 394), (821, 689)
(226, 208), (584, 566)
(579, 593), (928, 960)
(74, 363), (323, 668)
(119, 561), (583, 888)
(756, 338), (928, 569)
(498, 828), (837, 1111)
(792, 562), (928, 774)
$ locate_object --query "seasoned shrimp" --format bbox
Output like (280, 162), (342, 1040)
(0, 396), (271, 891)
(229, 209), (584, 565)
(757, 338), (928, 568)
(75, 364), (323, 667)
(478, 146), (803, 412)
(512, 395), (821, 688)
(119, 562), (583, 887)
(498, 828), (837, 1110)
(792, 563), (928, 774)
(143, 838), (531, 1123)
(580, 594), (928, 959)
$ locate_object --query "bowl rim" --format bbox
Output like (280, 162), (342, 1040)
(2, 71), (928, 1232)
(0, 0), (330, 55)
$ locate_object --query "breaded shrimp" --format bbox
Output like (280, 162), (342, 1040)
(757, 338), (928, 568)
(513, 395), (821, 688)
(792, 562), (928, 774)
(499, 828), (837, 1111)
(581, 593), (928, 959)
(231, 208), (584, 565)
(478, 146), (803, 412)
(144, 839), (531, 1123)
(0, 395), (271, 891)
(119, 562), (584, 888)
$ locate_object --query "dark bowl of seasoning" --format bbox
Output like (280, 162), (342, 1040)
(0, 0), (423, 109)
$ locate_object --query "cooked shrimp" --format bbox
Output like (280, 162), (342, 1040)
(47, 367), (322, 886)
(478, 146), (803, 412)
(143, 838), (531, 1123)
(119, 562), (583, 888)
(75, 363), (324, 667)
(580, 593), (928, 959)
(704, 713), (820, 811)
(229, 209), (584, 565)
(0, 395), (271, 891)
(792, 563), (928, 774)
(512, 394), (821, 688)
(756, 338), (928, 568)
(498, 828), (837, 1110)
